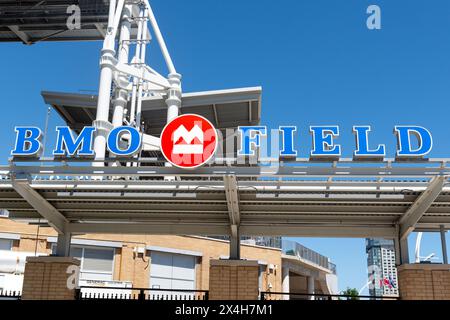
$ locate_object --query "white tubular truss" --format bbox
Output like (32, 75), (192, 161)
(92, 0), (180, 164)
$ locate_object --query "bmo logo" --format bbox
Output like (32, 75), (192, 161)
(160, 114), (218, 169)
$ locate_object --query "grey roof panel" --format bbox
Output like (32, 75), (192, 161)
(41, 87), (262, 135)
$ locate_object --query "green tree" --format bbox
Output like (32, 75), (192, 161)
(341, 288), (360, 300)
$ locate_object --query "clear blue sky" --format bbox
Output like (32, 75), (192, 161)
(1, 0), (450, 293)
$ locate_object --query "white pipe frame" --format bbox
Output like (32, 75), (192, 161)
(92, 0), (181, 167)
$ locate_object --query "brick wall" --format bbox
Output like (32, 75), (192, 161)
(21, 256), (80, 300)
(209, 260), (259, 300)
(0, 218), (283, 293)
(398, 264), (450, 300)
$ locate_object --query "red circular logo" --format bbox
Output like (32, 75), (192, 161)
(160, 114), (218, 169)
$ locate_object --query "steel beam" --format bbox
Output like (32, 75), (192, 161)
(224, 175), (240, 227)
(12, 177), (68, 234)
(6, 163), (450, 178)
(399, 176), (445, 240)
(66, 223), (396, 238)
(224, 175), (241, 259)
(239, 225), (396, 238)
(67, 223), (229, 235)
(7, 26), (31, 45)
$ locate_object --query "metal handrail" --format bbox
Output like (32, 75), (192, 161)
(260, 291), (398, 300)
(76, 286), (209, 300)
(0, 290), (21, 300)
(78, 285), (209, 293)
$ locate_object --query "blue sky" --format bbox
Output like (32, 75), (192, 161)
(1, 0), (450, 293)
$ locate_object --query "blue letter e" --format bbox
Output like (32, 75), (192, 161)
(11, 127), (42, 157)
(310, 126), (341, 158)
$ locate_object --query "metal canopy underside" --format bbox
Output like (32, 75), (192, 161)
(0, 0), (113, 44)
(42, 87), (262, 136)
(1, 159), (450, 238)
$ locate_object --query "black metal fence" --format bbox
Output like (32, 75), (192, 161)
(260, 291), (398, 301)
(0, 290), (21, 300)
(75, 286), (209, 300)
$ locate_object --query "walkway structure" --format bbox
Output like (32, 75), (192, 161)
(0, 0), (449, 300)
(2, 157), (450, 263)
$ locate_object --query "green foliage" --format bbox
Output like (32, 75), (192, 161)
(340, 288), (360, 300)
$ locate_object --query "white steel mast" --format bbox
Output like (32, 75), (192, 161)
(92, 0), (181, 166)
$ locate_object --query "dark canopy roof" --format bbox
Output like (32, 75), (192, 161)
(0, 0), (112, 43)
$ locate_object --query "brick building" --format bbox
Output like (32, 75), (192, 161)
(0, 217), (338, 299)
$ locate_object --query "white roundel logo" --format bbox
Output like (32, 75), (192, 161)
(160, 114), (218, 169)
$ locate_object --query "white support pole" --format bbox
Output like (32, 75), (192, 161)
(440, 225), (448, 264)
(93, 0), (121, 166)
(129, 6), (145, 127)
(415, 232), (423, 263)
(135, 8), (148, 130)
(111, 4), (132, 129)
(166, 73), (182, 122)
(163, 73), (181, 178)
(307, 276), (315, 300)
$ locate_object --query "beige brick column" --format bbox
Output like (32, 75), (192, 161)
(398, 264), (450, 300)
(22, 256), (80, 300)
(209, 260), (259, 300)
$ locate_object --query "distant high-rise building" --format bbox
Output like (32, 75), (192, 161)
(366, 238), (399, 297)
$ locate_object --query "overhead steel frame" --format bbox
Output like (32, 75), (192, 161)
(3, 157), (450, 262)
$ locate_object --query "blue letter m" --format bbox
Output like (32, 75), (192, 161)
(53, 126), (96, 156)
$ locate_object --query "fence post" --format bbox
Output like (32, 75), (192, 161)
(138, 289), (146, 301)
(74, 288), (81, 300)
(260, 292), (265, 300)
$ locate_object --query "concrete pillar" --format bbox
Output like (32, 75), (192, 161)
(55, 233), (71, 257)
(307, 276), (315, 300)
(229, 230), (240, 260)
(209, 260), (259, 300)
(440, 225), (448, 264)
(21, 256), (80, 300)
(282, 266), (290, 300)
(399, 237), (409, 265)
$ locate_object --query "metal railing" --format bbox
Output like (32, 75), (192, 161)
(75, 286), (209, 300)
(0, 290), (21, 300)
(260, 291), (398, 301)
(282, 240), (336, 274)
